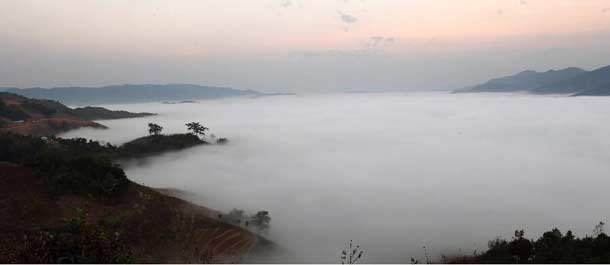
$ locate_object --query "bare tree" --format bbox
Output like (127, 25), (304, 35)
(593, 221), (605, 237)
(340, 240), (364, 264)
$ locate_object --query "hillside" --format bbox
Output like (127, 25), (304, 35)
(456, 64), (610, 96)
(535, 65), (610, 96)
(120, 134), (206, 156)
(71, 106), (155, 120)
(455, 67), (587, 93)
(0, 133), (272, 263)
(4, 84), (261, 105)
(0, 92), (155, 136)
(0, 163), (264, 263)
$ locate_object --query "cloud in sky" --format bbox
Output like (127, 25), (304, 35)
(367, 36), (396, 47)
(337, 10), (358, 32)
(337, 11), (358, 23)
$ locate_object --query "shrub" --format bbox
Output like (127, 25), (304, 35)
(36, 155), (129, 197)
(3, 208), (132, 263)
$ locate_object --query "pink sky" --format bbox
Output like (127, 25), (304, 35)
(1, 0), (610, 90)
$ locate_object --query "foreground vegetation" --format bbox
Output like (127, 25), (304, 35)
(0, 128), (270, 263)
(0, 132), (204, 197)
(0, 119), (228, 196)
(3, 208), (132, 263)
(1, 133), (126, 197)
(448, 225), (610, 264)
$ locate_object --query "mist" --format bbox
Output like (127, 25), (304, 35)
(61, 92), (610, 263)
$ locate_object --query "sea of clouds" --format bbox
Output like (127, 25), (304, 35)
(61, 92), (610, 263)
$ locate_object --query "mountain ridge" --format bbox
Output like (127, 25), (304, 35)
(455, 67), (588, 93)
(536, 65), (610, 95)
(3, 83), (262, 105)
(455, 64), (610, 95)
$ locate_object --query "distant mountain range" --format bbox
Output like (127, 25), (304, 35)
(455, 64), (610, 96)
(1, 84), (262, 105)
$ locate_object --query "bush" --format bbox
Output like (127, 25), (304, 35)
(2, 209), (132, 263)
(36, 155), (129, 197)
(1, 133), (129, 197)
(0, 133), (46, 162)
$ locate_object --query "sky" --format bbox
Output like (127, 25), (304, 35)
(1, 0), (610, 92)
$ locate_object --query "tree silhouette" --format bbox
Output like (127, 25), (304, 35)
(148, 123), (163, 136)
(185, 122), (208, 138)
(465, 223), (610, 263)
(510, 229), (533, 263)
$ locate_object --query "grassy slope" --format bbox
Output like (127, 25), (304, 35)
(0, 163), (263, 263)
(0, 133), (271, 263)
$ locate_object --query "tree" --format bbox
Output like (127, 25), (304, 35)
(148, 123), (163, 135)
(249, 211), (271, 233)
(467, 225), (610, 263)
(509, 230), (533, 263)
(185, 122), (208, 138)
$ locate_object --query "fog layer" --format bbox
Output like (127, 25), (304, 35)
(61, 93), (610, 263)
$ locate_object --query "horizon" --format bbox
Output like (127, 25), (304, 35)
(1, 64), (605, 92)
(2, 0), (610, 92)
